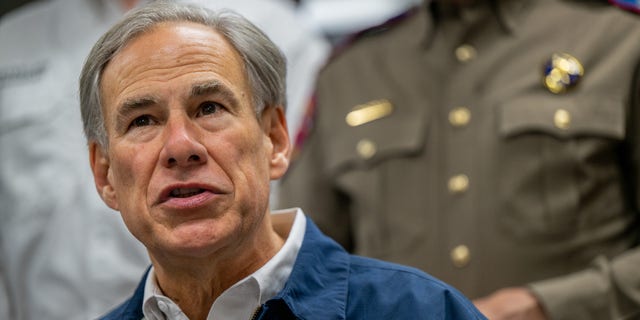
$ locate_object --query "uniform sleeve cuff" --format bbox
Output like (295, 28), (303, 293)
(528, 257), (609, 320)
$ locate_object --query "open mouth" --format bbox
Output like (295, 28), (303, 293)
(170, 188), (207, 198)
(157, 183), (222, 208)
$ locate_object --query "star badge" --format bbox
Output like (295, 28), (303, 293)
(543, 53), (584, 94)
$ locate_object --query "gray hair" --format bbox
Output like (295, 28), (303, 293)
(79, 1), (287, 148)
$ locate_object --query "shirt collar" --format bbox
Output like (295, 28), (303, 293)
(141, 208), (306, 320)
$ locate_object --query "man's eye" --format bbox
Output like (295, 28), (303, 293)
(130, 115), (153, 128)
(198, 101), (223, 116)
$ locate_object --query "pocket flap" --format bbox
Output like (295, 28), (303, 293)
(324, 101), (427, 173)
(499, 95), (625, 140)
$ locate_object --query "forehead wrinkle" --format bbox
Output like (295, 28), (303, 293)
(113, 55), (237, 102)
(103, 22), (253, 132)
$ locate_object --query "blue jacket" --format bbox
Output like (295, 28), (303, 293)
(101, 219), (486, 319)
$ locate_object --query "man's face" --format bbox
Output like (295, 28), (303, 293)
(91, 21), (289, 260)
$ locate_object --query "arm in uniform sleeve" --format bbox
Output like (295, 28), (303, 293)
(528, 60), (640, 320)
(278, 100), (354, 251)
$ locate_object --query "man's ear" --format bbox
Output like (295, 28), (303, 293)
(262, 106), (291, 180)
(89, 142), (119, 210)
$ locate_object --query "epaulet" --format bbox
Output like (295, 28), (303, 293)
(328, 6), (421, 61)
(609, 0), (640, 14)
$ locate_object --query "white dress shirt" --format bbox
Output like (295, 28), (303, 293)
(142, 209), (306, 320)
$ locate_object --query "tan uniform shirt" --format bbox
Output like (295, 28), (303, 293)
(279, 1), (640, 319)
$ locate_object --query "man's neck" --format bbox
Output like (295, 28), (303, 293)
(149, 215), (285, 320)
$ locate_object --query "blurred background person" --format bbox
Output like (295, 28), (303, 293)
(279, 0), (640, 319)
(294, 0), (421, 44)
(0, 0), (328, 319)
(1, 2), (149, 319)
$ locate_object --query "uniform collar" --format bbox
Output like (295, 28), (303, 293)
(426, 0), (532, 35)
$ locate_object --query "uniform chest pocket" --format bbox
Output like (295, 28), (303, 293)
(496, 95), (625, 240)
(323, 106), (428, 256)
(325, 108), (427, 175)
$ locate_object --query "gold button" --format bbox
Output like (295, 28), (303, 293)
(455, 44), (477, 63)
(356, 139), (377, 159)
(451, 245), (471, 268)
(554, 109), (571, 129)
(449, 107), (471, 127)
(448, 174), (469, 193)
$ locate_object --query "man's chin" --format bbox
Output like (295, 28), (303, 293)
(160, 224), (234, 259)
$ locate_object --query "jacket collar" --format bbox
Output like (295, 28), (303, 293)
(268, 219), (350, 319)
(104, 218), (350, 320)
(102, 266), (149, 320)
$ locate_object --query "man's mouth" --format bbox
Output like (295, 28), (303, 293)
(156, 182), (226, 209)
(170, 188), (206, 198)
(158, 184), (220, 209)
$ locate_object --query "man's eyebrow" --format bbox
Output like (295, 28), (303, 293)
(191, 80), (240, 107)
(115, 96), (157, 131)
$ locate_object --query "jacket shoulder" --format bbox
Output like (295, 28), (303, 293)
(346, 256), (486, 319)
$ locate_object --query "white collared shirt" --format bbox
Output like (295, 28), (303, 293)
(141, 209), (306, 320)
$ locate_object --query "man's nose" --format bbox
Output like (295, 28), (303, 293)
(159, 117), (207, 168)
